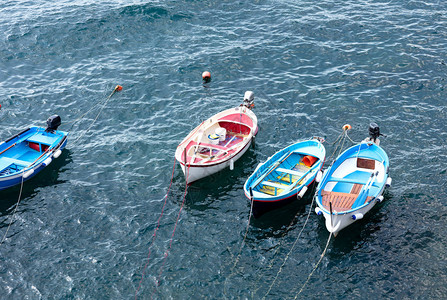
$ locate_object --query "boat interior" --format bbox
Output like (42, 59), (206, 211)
(254, 152), (319, 196)
(0, 132), (55, 176)
(320, 157), (384, 212)
(185, 120), (252, 163)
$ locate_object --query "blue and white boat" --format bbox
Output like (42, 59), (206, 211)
(315, 124), (391, 236)
(244, 138), (326, 217)
(0, 115), (68, 190)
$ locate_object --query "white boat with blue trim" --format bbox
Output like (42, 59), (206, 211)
(315, 124), (392, 236)
(244, 138), (325, 217)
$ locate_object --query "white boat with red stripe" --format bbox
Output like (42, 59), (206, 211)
(175, 91), (258, 183)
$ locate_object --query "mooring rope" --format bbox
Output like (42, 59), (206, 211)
(70, 85), (122, 144)
(260, 196), (316, 299)
(0, 175), (25, 246)
(291, 232), (333, 299)
(250, 206), (303, 299)
(134, 158), (177, 300)
(223, 192), (255, 297)
(150, 163), (190, 300)
(345, 131), (360, 145)
(64, 85), (122, 132)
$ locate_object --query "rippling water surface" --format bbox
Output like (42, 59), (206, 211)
(0, 0), (446, 299)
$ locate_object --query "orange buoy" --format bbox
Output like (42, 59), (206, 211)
(115, 85), (123, 91)
(302, 155), (318, 167)
(202, 71), (211, 83)
(342, 124), (352, 131)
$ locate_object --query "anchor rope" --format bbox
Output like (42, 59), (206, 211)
(63, 85), (121, 131)
(250, 206), (303, 299)
(223, 192), (255, 297)
(70, 85), (121, 144)
(291, 232), (333, 299)
(261, 196), (316, 300)
(345, 131), (360, 144)
(150, 162), (190, 299)
(134, 158), (177, 300)
(0, 175), (25, 246)
(324, 129), (349, 166)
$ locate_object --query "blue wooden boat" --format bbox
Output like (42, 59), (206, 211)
(315, 123), (391, 236)
(0, 115), (68, 190)
(243, 138), (326, 217)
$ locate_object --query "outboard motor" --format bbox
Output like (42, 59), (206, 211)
(368, 122), (383, 143)
(243, 91), (254, 109)
(46, 115), (61, 133)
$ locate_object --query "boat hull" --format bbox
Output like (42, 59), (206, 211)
(179, 137), (253, 183)
(243, 139), (326, 217)
(0, 127), (68, 190)
(319, 183), (385, 235)
(175, 105), (258, 183)
(315, 141), (390, 236)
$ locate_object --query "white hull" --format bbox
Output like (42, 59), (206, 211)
(175, 100), (258, 184)
(315, 140), (390, 236)
(179, 138), (252, 183)
(320, 184), (385, 236)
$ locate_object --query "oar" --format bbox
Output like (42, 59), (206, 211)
(252, 151), (294, 188)
(201, 135), (240, 164)
(0, 144), (16, 156)
(289, 162), (321, 191)
(0, 129), (35, 156)
(21, 135), (67, 178)
(351, 171), (378, 208)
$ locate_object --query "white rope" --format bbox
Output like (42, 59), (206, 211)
(0, 174), (25, 246)
(223, 194), (254, 297)
(292, 232), (333, 299)
(261, 196), (316, 299)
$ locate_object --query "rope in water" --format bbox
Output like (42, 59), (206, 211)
(0, 176), (25, 246)
(260, 196), (316, 299)
(223, 193), (255, 297)
(70, 85), (122, 144)
(134, 158), (177, 300)
(150, 163), (190, 300)
(291, 232), (333, 299)
(250, 206), (303, 299)
(254, 131), (349, 298)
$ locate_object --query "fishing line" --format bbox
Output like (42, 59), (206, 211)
(150, 163), (190, 300)
(260, 196), (316, 300)
(135, 158), (177, 300)
(291, 232), (333, 299)
(223, 192), (255, 297)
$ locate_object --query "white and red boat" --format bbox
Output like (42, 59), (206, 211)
(175, 91), (258, 183)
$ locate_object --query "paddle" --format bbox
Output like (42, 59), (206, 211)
(26, 135), (67, 168)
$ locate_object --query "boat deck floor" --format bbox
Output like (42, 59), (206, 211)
(321, 183), (372, 212)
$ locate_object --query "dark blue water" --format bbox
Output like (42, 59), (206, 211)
(1, 0), (446, 299)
